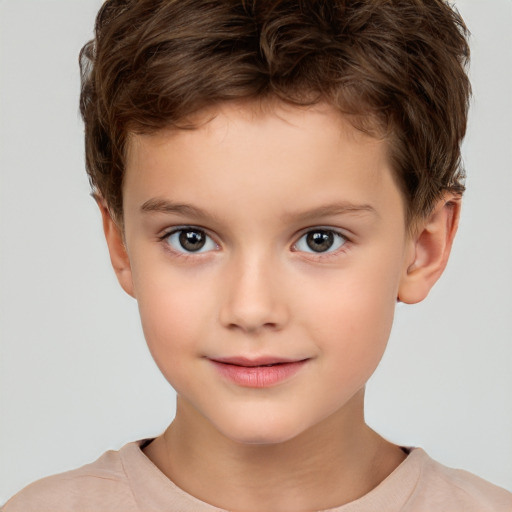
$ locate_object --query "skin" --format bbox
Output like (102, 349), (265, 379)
(100, 101), (460, 512)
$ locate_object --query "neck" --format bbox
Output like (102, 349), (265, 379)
(144, 390), (406, 512)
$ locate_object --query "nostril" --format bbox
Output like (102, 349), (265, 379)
(226, 320), (279, 333)
(218, 267), (289, 332)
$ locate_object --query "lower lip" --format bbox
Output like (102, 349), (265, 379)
(211, 360), (307, 388)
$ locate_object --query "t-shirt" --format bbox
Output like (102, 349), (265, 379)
(2, 439), (511, 512)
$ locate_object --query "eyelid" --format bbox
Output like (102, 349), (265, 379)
(293, 226), (350, 243)
(159, 224), (216, 240)
(159, 225), (220, 254)
(291, 227), (350, 255)
(157, 225), (350, 258)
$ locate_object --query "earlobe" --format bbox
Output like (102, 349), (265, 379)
(96, 198), (136, 298)
(398, 194), (461, 304)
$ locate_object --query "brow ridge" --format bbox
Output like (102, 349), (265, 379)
(140, 198), (210, 218)
(140, 197), (378, 222)
(281, 202), (378, 223)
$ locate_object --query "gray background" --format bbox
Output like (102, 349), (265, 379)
(1, 0), (511, 503)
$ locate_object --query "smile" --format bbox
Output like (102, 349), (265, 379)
(209, 357), (309, 388)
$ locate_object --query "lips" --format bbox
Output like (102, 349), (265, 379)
(211, 356), (302, 367)
(209, 356), (308, 388)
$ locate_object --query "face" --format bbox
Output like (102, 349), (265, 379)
(120, 102), (412, 444)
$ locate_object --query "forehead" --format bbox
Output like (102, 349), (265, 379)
(123, 101), (404, 228)
(127, 99), (384, 152)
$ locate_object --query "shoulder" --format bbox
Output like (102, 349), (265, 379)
(405, 448), (512, 512)
(1, 444), (139, 512)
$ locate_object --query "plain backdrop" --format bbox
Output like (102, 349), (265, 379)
(1, 0), (511, 504)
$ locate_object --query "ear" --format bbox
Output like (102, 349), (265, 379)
(398, 194), (461, 304)
(96, 199), (136, 298)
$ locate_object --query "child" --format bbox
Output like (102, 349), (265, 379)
(3, 0), (511, 510)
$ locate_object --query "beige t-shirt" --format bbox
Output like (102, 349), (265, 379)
(3, 440), (511, 512)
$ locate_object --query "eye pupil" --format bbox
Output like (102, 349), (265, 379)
(179, 229), (206, 251)
(306, 231), (334, 252)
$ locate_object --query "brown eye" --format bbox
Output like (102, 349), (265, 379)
(306, 231), (334, 252)
(166, 228), (217, 253)
(295, 229), (347, 254)
(179, 229), (206, 251)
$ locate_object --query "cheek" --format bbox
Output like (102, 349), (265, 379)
(323, 291), (394, 365)
(132, 264), (214, 370)
(134, 287), (212, 396)
(301, 256), (400, 375)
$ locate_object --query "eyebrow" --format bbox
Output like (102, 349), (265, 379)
(281, 202), (379, 223)
(140, 198), (213, 220)
(141, 197), (378, 222)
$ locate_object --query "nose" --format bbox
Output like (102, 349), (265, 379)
(218, 252), (289, 334)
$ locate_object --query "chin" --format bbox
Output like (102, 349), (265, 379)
(214, 414), (309, 446)
(225, 431), (300, 447)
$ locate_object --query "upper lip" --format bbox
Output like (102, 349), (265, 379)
(209, 356), (308, 367)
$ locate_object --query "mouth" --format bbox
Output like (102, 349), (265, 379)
(208, 357), (309, 388)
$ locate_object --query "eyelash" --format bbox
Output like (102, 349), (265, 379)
(158, 226), (219, 260)
(292, 228), (350, 260)
(158, 226), (351, 260)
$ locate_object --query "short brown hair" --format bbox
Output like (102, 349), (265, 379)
(80, 0), (471, 223)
